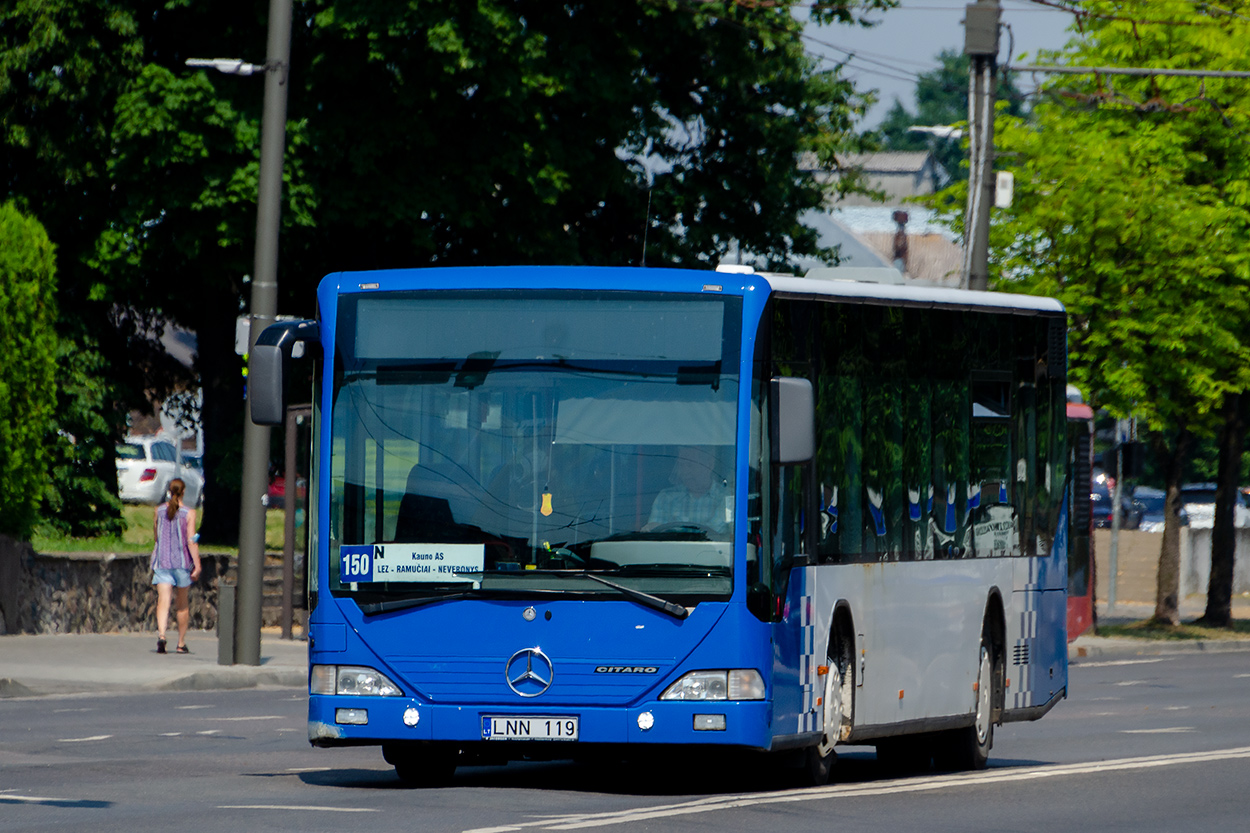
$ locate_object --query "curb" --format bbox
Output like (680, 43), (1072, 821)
(1069, 637), (1250, 660)
(152, 667), (306, 692)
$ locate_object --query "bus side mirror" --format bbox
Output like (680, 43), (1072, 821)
(771, 377), (814, 464)
(250, 319), (321, 426)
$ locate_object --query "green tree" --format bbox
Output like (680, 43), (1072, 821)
(0, 203), (59, 540)
(936, 2), (1250, 625)
(2, 0), (891, 544)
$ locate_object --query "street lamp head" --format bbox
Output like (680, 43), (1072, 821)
(185, 58), (263, 76)
(907, 125), (964, 139)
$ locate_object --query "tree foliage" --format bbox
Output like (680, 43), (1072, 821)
(0, 203), (58, 540)
(936, 1), (1250, 624)
(2, 0), (892, 543)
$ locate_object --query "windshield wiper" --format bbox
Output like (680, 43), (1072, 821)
(578, 573), (689, 620)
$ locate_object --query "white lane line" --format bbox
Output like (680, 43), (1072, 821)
(1078, 659), (1165, 669)
(1122, 727), (1195, 734)
(1236, 674), (1250, 678)
(1, 794), (72, 803)
(196, 730), (220, 735)
(176, 705), (214, 710)
(52, 708), (96, 714)
(1162, 706), (1191, 711)
(159, 732), (182, 737)
(285, 767), (331, 773)
(218, 800), (375, 805)
(460, 746), (1250, 833)
(57, 735), (112, 743)
(199, 715), (285, 722)
(1114, 680), (1147, 686)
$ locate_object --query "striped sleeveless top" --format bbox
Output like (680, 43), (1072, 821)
(152, 504), (194, 571)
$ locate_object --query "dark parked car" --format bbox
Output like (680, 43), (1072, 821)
(1132, 486), (1187, 533)
(1090, 482), (1143, 530)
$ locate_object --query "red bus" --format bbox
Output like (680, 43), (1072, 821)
(1067, 400), (1095, 640)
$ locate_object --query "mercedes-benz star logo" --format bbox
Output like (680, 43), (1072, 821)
(505, 647), (553, 697)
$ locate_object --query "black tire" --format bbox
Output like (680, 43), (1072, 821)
(801, 630), (854, 786)
(934, 636), (996, 771)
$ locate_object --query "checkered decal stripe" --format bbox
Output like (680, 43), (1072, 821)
(1013, 597), (1038, 709)
(799, 594), (818, 734)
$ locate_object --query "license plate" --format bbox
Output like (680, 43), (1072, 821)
(481, 716), (579, 741)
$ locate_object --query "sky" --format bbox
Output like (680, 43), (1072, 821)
(803, 0), (1079, 127)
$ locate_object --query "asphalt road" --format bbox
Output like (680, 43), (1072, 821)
(3, 650), (1249, 833)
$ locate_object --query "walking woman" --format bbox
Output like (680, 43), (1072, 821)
(152, 478), (202, 654)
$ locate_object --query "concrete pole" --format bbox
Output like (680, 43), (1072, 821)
(1107, 445), (1123, 611)
(234, 0), (294, 666)
(963, 0), (1000, 292)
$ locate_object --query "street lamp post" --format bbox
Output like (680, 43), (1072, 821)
(186, 0), (293, 666)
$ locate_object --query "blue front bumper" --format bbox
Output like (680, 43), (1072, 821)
(308, 695), (774, 750)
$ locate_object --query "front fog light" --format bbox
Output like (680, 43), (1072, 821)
(335, 708), (369, 725)
(693, 714), (726, 731)
(637, 711), (655, 731)
(403, 707), (420, 727)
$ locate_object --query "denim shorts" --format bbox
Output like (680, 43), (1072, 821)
(152, 568), (192, 588)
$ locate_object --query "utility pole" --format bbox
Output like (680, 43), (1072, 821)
(963, 0), (1000, 292)
(236, 0), (294, 666)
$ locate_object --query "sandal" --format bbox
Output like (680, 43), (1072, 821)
(157, 638), (167, 654)
(176, 644), (190, 654)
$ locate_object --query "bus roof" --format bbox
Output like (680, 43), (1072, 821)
(762, 272), (1065, 316)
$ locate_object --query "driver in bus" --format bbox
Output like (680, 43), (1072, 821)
(645, 446), (730, 534)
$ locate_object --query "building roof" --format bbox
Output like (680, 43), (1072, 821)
(798, 150), (937, 175)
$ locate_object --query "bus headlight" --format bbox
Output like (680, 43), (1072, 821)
(659, 669), (765, 701)
(311, 664), (403, 697)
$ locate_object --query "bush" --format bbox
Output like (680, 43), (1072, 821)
(0, 203), (59, 539)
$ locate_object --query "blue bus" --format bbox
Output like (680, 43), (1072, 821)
(251, 265), (1069, 785)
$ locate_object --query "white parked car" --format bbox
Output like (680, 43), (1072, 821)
(116, 436), (204, 507)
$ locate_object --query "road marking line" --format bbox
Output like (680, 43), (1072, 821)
(196, 730), (220, 735)
(1162, 706), (1191, 711)
(52, 708), (97, 713)
(57, 735), (112, 743)
(176, 705), (214, 710)
(199, 715), (285, 721)
(1077, 659), (1165, 669)
(286, 767), (331, 773)
(1, 794), (72, 803)
(159, 732), (182, 737)
(460, 746), (1250, 833)
(1114, 680), (1147, 686)
(1236, 674), (1250, 678)
(1122, 727), (1195, 734)
(217, 800), (377, 805)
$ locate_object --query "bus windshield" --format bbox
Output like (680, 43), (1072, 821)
(329, 290), (741, 608)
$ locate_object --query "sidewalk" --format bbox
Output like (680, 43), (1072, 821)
(0, 630), (307, 697)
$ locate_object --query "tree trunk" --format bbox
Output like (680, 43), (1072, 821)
(1152, 429), (1192, 626)
(1201, 393), (1244, 628)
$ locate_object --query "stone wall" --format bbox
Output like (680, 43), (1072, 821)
(0, 534), (230, 635)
